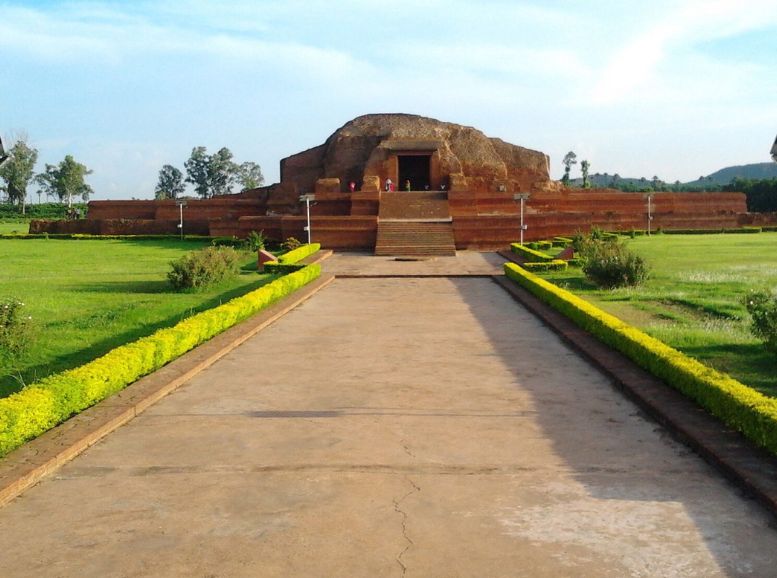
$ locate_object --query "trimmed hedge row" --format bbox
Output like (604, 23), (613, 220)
(662, 227), (764, 235)
(522, 260), (568, 272)
(553, 236), (574, 247)
(527, 240), (553, 251)
(503, 262), (777, 456)
(510, 243), (554, 263)
(264, 262), (305, 274)
(278, 243), (321, 264)
(0, 264), (322, 457)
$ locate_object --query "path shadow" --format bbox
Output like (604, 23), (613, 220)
(448, 276), (774, 575)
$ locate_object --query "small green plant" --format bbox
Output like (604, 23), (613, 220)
(246, 230), (266, 252)
(0, 298), (33, 356)
(167, 246), (242, 291)
(744, 290), (777, 353)
(281, 236), (302, 251)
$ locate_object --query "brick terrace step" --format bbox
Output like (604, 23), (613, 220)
(375, 221), (456, 257)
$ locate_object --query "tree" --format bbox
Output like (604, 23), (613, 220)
(237, 161), (265, 191)
(184, 146), (210, 199)
(184, 146), (239, 198)
(651, 175), (663, 191)
(35, 155), (93, 207)
(0, 137), (38, 214)
(208, 147), (238, 197)
(155, 165), (185, 200)
(581, 160), (591, 188)
(561, 151), (577, 186)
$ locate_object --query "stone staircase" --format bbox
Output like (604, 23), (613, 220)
(375, 192), (456, 257)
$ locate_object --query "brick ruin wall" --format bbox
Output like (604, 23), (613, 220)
(29, 187), (777, 251)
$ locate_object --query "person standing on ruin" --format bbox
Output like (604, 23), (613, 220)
(405, 179), (411, 191)
(349, 181), (356, 192)
(385, 178), (392, 192)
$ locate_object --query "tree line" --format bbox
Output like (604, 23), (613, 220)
(0, 136), (92, 214)
(559, 149), (777, 209)
(155, 147), (264, 200)
(723, 177), (777, 213)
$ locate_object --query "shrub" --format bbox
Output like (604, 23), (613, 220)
(744, 290), (777, 353)
(210, 236), (244, 248)
(0, 298), (33, 355)
(167, 246), (242, 291)
(282, 237), (302, 251)
(575, 234), (649, 289)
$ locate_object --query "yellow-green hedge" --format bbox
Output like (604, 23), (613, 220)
(522, 260), (568, 271)
(504, 262), (777, 456)
(278, 243), (321, 264)
(0, 264), (322, 457)
(510, 243), (554, 263)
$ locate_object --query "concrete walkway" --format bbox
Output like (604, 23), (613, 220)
(1, 275), (776, 576)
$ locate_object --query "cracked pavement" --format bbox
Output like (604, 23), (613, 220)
(1, 277), (777, 577)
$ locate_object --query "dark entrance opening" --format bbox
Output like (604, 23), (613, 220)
(398, 154), (431, 191)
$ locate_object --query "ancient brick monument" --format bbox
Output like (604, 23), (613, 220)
(35, 113), (767, 253)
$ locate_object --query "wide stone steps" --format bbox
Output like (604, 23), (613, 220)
(375, 221), (456, 257)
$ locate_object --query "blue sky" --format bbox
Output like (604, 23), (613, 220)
(2, 0), (776, 200)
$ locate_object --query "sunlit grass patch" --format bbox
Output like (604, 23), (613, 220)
(0, 238), (270, 397)
(540, 233), (777, 397)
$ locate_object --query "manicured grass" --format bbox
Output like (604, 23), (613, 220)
(0, 222), (29, 234)
(0, 239), (269, 397)
(542, 233), (777, 397)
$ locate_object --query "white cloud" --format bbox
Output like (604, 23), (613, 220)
(2, 0), (776, 198)
(587, 0), (777, 105)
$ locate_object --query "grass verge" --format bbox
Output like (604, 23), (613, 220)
(0, 238), (270, 396)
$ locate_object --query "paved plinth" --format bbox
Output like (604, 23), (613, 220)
(322, 250), (504, 277)
(1, 277), (776, 577)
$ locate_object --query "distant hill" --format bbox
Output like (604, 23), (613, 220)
(567, 162), (777, 189)
(682, 163), (777, 187)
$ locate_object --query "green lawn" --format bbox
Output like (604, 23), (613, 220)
(0, 239), (269, 397)
(542, 233), (777, 397)
(0, 222), (30, 234)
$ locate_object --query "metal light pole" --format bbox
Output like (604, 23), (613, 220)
(646, 194), (653, 236)
(176, 200), (187, 240)
(299, 194), (316, 244)
(514, 193), (530, 245)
